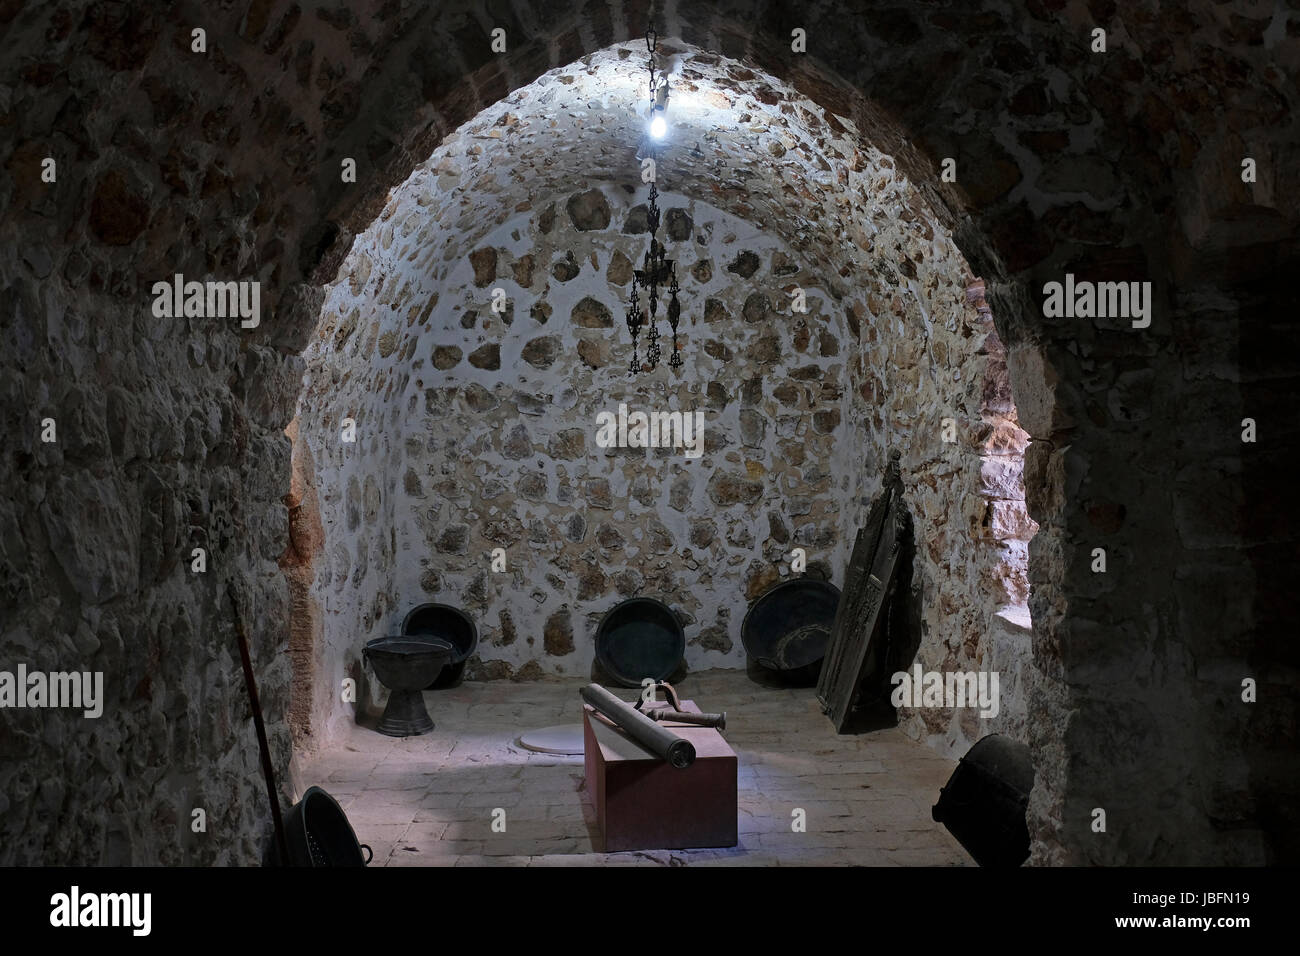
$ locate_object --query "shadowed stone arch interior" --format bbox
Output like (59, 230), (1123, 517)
(0, 0), (1294, 867)
(291, 41), (1038, 771)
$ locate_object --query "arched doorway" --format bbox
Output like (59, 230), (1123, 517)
(283, 37), (1043, 837)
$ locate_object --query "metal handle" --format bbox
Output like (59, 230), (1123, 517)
(649, 709), (727, 731)
(652, 680), (682, 710)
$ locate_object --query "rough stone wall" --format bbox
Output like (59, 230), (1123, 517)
(280, 417), (325, 747)
(0, 201), (298, 866)
(838, 236), (1036, 756)
(303, 185), (856, 692)
(1, 0), (1293, 867)
(295, 337), (402, 743)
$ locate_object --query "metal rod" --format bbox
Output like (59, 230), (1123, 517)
(647, 709), (727, 730)
(228, 581), (289, 866)
(581, 683), (696, 769)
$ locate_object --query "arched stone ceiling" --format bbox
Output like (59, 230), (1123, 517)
(401, 40), (940, 275)
(309, 39), (969, 371)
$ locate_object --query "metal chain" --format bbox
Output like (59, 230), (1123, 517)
(631, 1), (683, 376)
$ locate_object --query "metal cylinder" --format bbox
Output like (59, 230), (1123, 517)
(580, 683), (696, 769)
(648, 709), (726, 731)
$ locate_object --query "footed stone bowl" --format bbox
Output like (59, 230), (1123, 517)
(363, 636), (454, 736)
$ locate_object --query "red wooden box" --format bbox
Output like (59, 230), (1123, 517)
(582, 699), (738, 852)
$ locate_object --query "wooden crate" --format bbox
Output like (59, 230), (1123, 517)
(582, 699), (738, 852)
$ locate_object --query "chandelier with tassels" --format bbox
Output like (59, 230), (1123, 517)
(626, 24), (683, 374)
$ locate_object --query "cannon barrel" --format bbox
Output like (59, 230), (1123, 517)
(580, 683), (696, 769)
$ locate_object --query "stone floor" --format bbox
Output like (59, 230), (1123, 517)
(294, 669), (970, 866)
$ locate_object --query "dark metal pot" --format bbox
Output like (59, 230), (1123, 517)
(401, 603), (478, 689)
(283, 786), (372, 867)
(742, 578), (842, 684)
(595, 597), (685, 688)
(931, 733), (1034, 867)
(364, 636), (453, 735)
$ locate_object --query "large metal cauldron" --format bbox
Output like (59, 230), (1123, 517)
(402, 603), (477, 689)
(931, 733), (1033, 867)
(594, 597), (685, 688)
(742, 578), (841, 684)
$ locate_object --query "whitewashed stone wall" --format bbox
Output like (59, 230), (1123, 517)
(302, 184), (856, 705)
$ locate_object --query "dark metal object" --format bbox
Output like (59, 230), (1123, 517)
(284, 786), (373, 867)
(626, 23), (683, 374)
(227, 581), (289, 866)
(742, 578), (842, 683)
(580, 683), (696, 769)
(647, 708), (727, 730)
(636, 681), (725, 728)
(364, 636), (454, 736)
(817, 450), (911, 732)
(230, 583), (370, 867)
(594, 597), (685, 688)
(401, 603), (477, 689)
(932, 734), (1034, 867)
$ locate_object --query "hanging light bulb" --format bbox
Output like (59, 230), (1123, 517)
(649, 110), (667, 140)
(648, 75), (670, 139)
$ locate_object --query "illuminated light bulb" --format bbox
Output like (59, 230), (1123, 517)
(649, 112), (667, 139)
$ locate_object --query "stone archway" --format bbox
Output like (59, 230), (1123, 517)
(1, 0), (1293, 867)
(260, 7), (1087, 859)
(286, 38), (1046, 815)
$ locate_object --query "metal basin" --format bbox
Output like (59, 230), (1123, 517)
(363, 636), (454, 736)
(283, 786), (372, 867)
(595, 597), (685, 688)
(742, 578), (842, 683)
(401, 603), (477, 689)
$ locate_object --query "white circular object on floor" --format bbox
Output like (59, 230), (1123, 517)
(518, 724), (585, 755)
